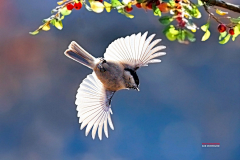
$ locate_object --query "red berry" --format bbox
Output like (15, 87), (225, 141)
(218, 24), (226, 33)
(146, 2), (153, 9)
(66, 3), (74, 10)
(176, 17), (182, 22)
(124, 6), (133, 12)
(176, 5), (181, 9)
(136, 3), (142, 8)
(175, 0), (180, 3)
(229, 28), (234, 35)
(179, 20), (186, 28)
(96, 0), (103, 2)
(74, 2), (82, 10)
(155, 0), (160, 6)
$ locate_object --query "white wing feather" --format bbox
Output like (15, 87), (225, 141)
(104, 32), (166, 69)
(76, 72), (115, 140)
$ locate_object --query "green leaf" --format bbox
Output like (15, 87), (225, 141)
(198, 0), (203, 6)
(159, 16), (173, 25)
(230, 17), (240, 24)
(183, 5), (201, 18)
(152, 4), (161, 17)
(201, 30), (211, 41)
(163, 25), (172, 34)
(50, 19), (56, 26)
(177, 30), (186, 42)
(54, 20), (63, 30)
(185, 30), (194, 37)
(183, 29), (196, 42)
(201, 23), (210, 32)
(192, 6), (201, 18)
(219, 31), (227, 40)
(219, 34), (231, 44)
(111, 0), (122, 7)
(136, 0), (144, 3)
(188, 37), (196, 42)
(232, 25), (240, 41)
(166, 32), (177, 41)
(60, 7), (72, 16)
(169, 27), (179, 35)
(29, 30), (40, 35)
(168, 0), (175, 7)
(118, 9), (134, 18)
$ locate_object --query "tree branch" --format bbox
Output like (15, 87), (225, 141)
(203, 4), (233, 27)
(201, 0), (240, 13)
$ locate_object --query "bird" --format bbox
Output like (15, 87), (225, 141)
(64, 32), (166, 140)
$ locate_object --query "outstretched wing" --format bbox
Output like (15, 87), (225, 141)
(76, 72), (115, 140)
(103, 32), (166, 70)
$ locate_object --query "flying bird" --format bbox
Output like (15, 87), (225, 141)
(64, 32), (166, 140)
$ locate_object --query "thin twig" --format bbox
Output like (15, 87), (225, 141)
(201, 0), (240, 13)
(203, 4), (234, 28)
(203, 5), (222, 23)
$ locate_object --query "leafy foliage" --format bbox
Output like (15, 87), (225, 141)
(30, 0), (240, 44)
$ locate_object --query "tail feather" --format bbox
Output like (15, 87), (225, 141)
(64, 41), (96, 69)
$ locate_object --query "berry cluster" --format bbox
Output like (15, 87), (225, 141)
(218, 24), (234, 35)
(174, 0), (186, 28)
(30, 0), (240, 44)
(124, 0), (170, 13)
(66, 2), (82, 10)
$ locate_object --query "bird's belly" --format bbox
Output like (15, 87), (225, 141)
(94, 63), (125, 91)
(96, 71), (125, 91)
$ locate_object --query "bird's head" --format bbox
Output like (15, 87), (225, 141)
(124, 68), (140, 91)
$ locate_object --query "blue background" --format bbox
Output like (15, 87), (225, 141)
(0, 0), (239, 159)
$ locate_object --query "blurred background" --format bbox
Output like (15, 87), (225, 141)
(0, 0), (240, 159)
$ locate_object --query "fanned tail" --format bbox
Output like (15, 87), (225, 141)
(64, 41), (97, 69)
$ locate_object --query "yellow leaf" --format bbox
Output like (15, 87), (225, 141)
(55, 21), (63, 30)
(201, 23), (210, 32)
(124, 12), (134, 18)
(219, 34), (231, 44)
(127, 2), (132, 8)
(57, 0), (67, 5)
(216, 9), (228, 16)
(60, 7), (72, 16)
(104, 1), (112, 12)
(91, 1), (105, 13)
(201, 30), (211, 41)
(191, 29), (196, 32)
(29, 30), (39, 35)
(42, 23), (51, 31)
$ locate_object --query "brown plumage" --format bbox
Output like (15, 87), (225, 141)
(64, 32), (166, 140)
